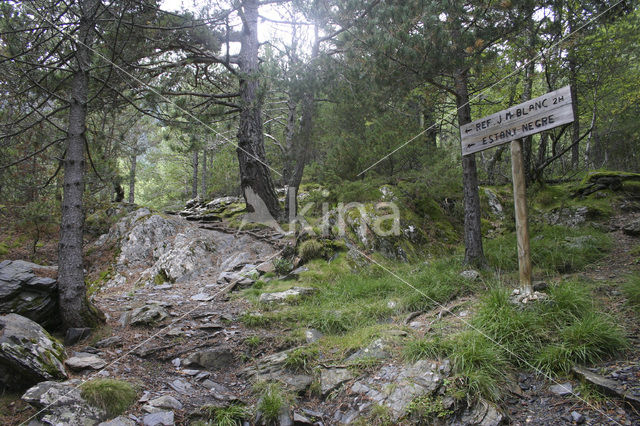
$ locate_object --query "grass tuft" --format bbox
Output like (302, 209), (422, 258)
(485, 225), (611, 274)
(198, 403), (249, 426)
(622, 274), (640, 310)
(254, 382), (290, 424)
(79, 379), (137, 418)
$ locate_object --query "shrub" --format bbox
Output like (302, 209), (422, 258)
(299, 239), (324, 262)
(273, 258), (294, 276)
(79, 379), (137, 418)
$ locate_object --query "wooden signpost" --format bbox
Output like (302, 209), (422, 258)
(460, 86), (574, 293)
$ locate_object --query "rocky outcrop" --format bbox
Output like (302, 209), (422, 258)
(0, 260), (59, 329)
(22, 379), (106, 425)
(0, 313), (67, 391)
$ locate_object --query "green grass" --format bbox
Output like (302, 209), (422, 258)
(299, 239), (324, 262)
(622, 274), (640, 310)
(485, 225), (611, 274)
(197, 403), (250, 426)
(79, 379), (137, 418)
(404, 281), (627, 401)
(284, 347), (318, 372)
(254, 382), (290, 424)
(242, 254), (480, 337)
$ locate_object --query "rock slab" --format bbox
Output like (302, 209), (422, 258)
(22, 380), (106, 425)
(0, 313), (67, 391)
(0, 260), (59, 329)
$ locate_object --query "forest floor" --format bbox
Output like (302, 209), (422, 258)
(2, 203), (640, 425)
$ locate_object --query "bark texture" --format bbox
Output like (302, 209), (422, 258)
(128, 154), (136, 204)
(237, 0), (281, 220)
(58, 0), (102, 329)
(454, 70), (485, 267)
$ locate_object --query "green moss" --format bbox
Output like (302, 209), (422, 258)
(0, 242), (8, 256)
(80, 379), (137, 418)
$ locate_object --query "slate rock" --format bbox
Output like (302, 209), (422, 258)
(305, 328), (323, 344)
(549, 382), (573, 396)
(22, 379), (106, 425)
(258, 287), (317, 304)
(143, 410), (174, 426)
(129, 304), (169, 326)
(571, 411), (585, 424)
(241, 350), (313, 394)
(320, 368), (354, 396)
(95, 336), (123, 348)
(184, 347), (234, 370)
(149, 395), (183, 410)
(0, 313), (67, 391)
(346, 338), (390, 362)
(65, 354), (107, 371)
(168, 379), (193, 395)
(459, 399), (503, 426)
(0, 260), (59, 329)
(98, 416), (136, 426)
(64, 327), (92, 346)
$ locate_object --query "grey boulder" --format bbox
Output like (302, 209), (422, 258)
(0, 313), (67, 391)
(0, 260), (59, 329)
(22, 380), (106, 425)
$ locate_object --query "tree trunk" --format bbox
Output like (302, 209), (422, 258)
(568, 11), (580, 168)
(236, 0), (281, 220)
(454, 70), (485, 267)
(128, 153), (136, 204)
(58, 0), (102, 330)
(284, 25), (319, 220)
(201, 147), (207, 199)
(192, 149), (198, 199)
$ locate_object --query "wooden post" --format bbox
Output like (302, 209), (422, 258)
(510, 139), (532, 293)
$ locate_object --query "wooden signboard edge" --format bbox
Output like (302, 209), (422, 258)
(458, 86), (576, 294)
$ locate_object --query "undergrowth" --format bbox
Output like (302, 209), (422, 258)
(485, 225), (611, 274)
(404, 281), (627, 401)
(242, 254), (480, 336)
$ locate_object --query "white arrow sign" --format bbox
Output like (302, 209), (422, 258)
(460, 86), (574, 156)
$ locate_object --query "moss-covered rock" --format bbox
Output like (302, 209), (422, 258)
(0, 313), (66, 391)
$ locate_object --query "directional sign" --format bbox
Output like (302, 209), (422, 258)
(460, 86), (574, 156)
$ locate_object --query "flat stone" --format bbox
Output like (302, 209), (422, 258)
(191, 293), (215, 302)
(143, 410), (174, 426)
(305, 328), (323, 344)
(346, 338), (390, 362)
(144, 395), (182, 412)
(460, 270), (480, 280)
(320, 368), (354, 396)
(99, 416), (136, 426)
(572, 366), (640, 408)
(95, 336), (123, 348)
(168, 379), (193, 395)
(22, 380), (106, 424)
(571, 411), (585, 424)
(549, 382), (573, 396)
(184, 347), (234, 370)
(130, 304), (169, 326)
(65, 355), (107, 371)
